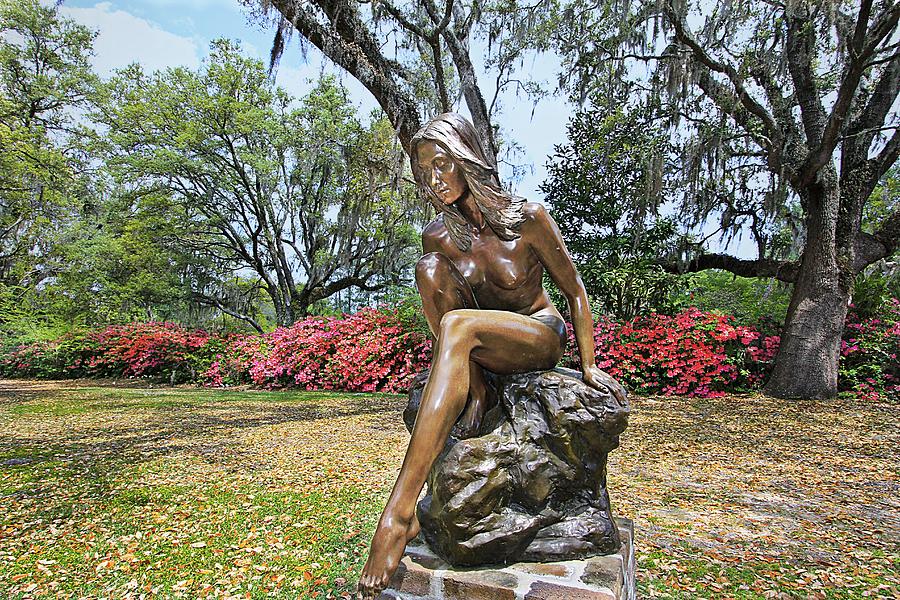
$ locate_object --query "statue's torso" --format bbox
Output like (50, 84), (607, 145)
(422, 209), (557, 316)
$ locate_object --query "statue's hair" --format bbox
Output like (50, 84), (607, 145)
(410, 113), (525, 251)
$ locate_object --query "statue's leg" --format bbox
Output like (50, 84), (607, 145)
(358, 308), (564, 597)
(415, 252), (492, 438)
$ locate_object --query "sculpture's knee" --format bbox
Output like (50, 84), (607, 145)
(438, 311), (474, 347)
(416, 252), (452, 288)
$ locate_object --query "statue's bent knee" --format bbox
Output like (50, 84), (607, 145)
(438, 310), (471, 339)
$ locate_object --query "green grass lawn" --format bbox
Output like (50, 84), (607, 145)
(0, 380), (898, 599)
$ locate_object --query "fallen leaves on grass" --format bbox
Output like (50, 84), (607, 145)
(609, 394), (900, 598)
(0, 380), (898, 598)
(0, 380), (408, 598)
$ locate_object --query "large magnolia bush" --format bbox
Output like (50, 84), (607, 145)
(2, 303), (897, 399)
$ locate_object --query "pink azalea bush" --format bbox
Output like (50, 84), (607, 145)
(83, 322), (212, 380)
(198, 334), (266, 387)
(2, 303), (896, 400)
(840, 298), (900, 401)
(204, 309), (431, 393)
(0, 334), (92, 380)
(561, 308), (781, 397)
(0, 322), (211, 382)
(0, 322), (212, 382)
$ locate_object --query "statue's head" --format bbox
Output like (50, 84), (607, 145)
(410, 113), (524, 251)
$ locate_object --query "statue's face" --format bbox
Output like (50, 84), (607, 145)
(416, 140), (468, 206)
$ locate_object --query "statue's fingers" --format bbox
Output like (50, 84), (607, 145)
(603, 377), (627, 404)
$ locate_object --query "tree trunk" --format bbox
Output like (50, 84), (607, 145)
(764, 183), (849, 399)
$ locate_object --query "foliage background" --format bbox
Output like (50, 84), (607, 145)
(4, 300), (897, 401)
(1, 0), (898, 403)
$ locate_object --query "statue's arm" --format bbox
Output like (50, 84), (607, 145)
(525, 204), (627, 402)
(524, 205), (594, 367)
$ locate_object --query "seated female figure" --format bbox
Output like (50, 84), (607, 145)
(358, 112), (626, 598)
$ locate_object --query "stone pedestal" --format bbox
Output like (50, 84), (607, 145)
(378, 518), (635, 600)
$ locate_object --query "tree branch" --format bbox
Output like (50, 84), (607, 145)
(267, 0), (422, 152)
(380, 0), (453, 112)
(873, 126), (900, 181)
(0, 217), (25, 245)
(805, 1), (900, 182)
(854, 206), (900, 271)
(664, 3), (778, 143)
(844, 54), (900, 170)
(193, 293), (265, 333)
(695, 71), (772, 151)
(421, 0), (499, 162)
(660, 253), (799, 283)
(786, 9), (828, 157)
(863, 2), (900, 58)
(305, 273), (389, 304)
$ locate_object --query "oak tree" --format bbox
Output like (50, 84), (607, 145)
(246, 0), (551, 162)
(0, 0), (96, 285)
(550, 0), (900, 398)
(96, 40), (422, 327)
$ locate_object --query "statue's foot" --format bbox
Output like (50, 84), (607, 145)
(357, 513), (420, 598)
(457, 377), (495, 439)
(457, 392), (486, 438)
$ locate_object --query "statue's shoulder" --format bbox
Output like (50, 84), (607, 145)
(520, 201), (553, 234)
(422, 217), (449, 242)
(521, 201), (548, 219)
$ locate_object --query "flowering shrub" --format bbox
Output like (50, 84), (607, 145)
(840, 298), (900, 401)
(0, 333), (96, 379)
(1, 302), (896, 399)
(0, 322), (214, 383)
(83, 322), (212, 381)
(562, 308), (780, 397)
(243, 309), (431, 393)
(198, 334), (267, 387)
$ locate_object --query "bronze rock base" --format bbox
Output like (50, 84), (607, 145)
(404, 368), (630, 567)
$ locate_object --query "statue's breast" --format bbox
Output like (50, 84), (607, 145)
(461, 236), (541, 302)
(454, 255), (485, 289)
(482, 255), (536, 290)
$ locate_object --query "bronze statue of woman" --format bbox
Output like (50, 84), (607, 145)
(358, 113), (626, 597)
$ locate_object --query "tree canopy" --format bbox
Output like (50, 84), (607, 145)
(530, 0), (900, 398)
(246, 0), (556, 163)
(0, 0), (96, 286)
(95, 40), (423, 327)
(542, 91), (682, 319)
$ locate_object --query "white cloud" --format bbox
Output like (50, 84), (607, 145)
(60, 2), (201, 75)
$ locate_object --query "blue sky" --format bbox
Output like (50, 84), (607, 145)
(59, 0), (571, 202)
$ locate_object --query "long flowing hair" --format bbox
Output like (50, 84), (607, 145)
(410, 113), (525, 251)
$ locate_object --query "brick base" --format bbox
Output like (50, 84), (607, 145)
(377, 518), (635, 600)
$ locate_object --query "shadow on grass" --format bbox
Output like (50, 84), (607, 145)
(0, 379), (406, 507)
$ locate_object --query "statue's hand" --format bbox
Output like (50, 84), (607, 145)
(582, 365), (627, 404)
